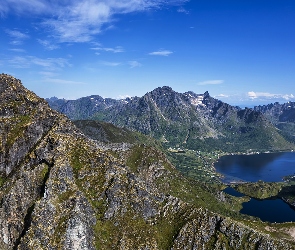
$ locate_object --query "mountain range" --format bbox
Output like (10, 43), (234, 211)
(1, 74), (295, 249)
(47, 87), (295, 153)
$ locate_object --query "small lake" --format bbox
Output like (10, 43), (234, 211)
(223, 187), (295, 222)
(240, 198), (295, 223)
(215, 152), (295, 183)
(223, 187), (244, 197)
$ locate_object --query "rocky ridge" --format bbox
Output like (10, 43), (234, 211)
(254, 102), (295, 142)
(0, 74), (294, 249)
(48, 87), (294, 152)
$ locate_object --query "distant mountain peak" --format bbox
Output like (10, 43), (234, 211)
(150, 86), (174, 95)
(203, 91), (210, 98)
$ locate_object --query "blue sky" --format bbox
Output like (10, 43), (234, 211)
(1, 0), (295, 106)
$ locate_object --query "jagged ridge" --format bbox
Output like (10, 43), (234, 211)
(48, 86), (294, 152)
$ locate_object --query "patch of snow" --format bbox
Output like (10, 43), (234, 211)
(190, 95), (205, 106)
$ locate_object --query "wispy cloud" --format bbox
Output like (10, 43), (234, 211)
(100, 61), (121, 67)
(43, 78), (86, 85)
(39, 71), (59, 78)
(198, 80), (224, 85)
(128, 61), (142, 68)
(9, 48), (26, 53)
(149, 49), (173, 56)
(248, 91), (295, 101)
(1, 0), (48, 16)
(1, 0), (188, 43)
(91, 46), (124, 53)
(177, 7), (189, 14)
(5, 29), (29, 45)
(8, 56), (31, 68)
(38, 39), (59, 50)
(8, 56), (71, 70)
(215, 94), (229, 98)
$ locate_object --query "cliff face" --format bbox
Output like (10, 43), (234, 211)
(0, 74), (294, 249)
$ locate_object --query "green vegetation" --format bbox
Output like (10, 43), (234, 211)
(166, 149), (223, 183)
(125, 144), (162, 172)
(74, 120), (162, 149)
(234, 181), (285, 199)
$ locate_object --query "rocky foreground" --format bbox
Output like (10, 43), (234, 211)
(0, 74), (294, 249)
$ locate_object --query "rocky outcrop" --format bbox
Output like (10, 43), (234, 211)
(0, 74), (294, 249)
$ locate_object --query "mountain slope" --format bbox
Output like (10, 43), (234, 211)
(46, 95), (123, 120)
(1, 74), (295, 249)
(48, 86), (294, 152)
(254, 102), (295, 143)
(73, 120), (157, 145)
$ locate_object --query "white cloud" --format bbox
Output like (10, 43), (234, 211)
(128, 61), (142, 68)
(198, 80), (224, 85)
(247, 91), (295, 101)
(149, 49), (173, 56)
(283, 94), (294, 100)
(1, 0), (48, 15)
(177, 7), (189, 14)
(215, 94), (229, 98)
(39, 71), (59, 78)
(5, 29), (29, 45)
(5, 29), (29, 39)
(100, 61), (121, 67)
(118, 94), (131, 99)
(43, 78), (86, 85)
(8, 56), (30, 68)
(1, 0), (188, 43)
(9, 48), (26, 53)
(38, 39), (59, 50)
(8, 56), (71, 70)
(91, 46), (124, 53)
(43, 1), (111, 43)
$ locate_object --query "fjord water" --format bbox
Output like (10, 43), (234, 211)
(215, 152), (295, 182)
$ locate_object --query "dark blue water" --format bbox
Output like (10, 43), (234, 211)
(216, 153), (295, 222)
(223, 187), (244, 197)
(215, 152), (295, 182)
(240, 198), (295, 223)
